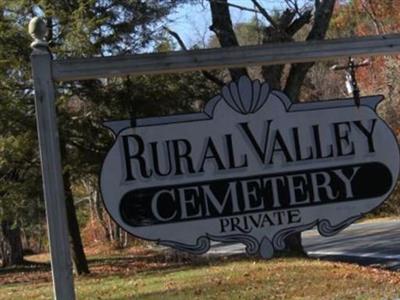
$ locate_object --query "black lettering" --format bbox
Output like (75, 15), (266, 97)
(225, 134), (248, 169)
(288, 209), (301, 224)
(199, 137), (226, 172)
(249, 214), (262, 228)
(122, 134), (152, 181)
(312, 125), (334, 159)
(172, 139), (195, 175)
(353, 119), (377, 153)
(268, 131), (293, 164)
(239, 120), (273, 163)
(230, 217), (248, 233)
(261, 213), (274, 226)
(220, 219), (229, 233)
(272, 211), (285, 225)
(292, 127), (314, 161)
(333, 122), (355, 156)
(150, 141), (172, 176)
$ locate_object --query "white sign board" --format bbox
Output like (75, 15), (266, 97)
(101, 76), (399, 258)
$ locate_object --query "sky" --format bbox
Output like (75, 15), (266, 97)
(168, 0), (291, 47)
(32, 1), (300, 51)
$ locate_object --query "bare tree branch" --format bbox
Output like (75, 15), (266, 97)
(285, 0), (301, 16)
(278, 9), (296, 29)
(250, 0), (279, 29)
(362, 0), (384, 35)
(163, 26), (224, 87)
(163, 26), (188, 50)
(286, 9), (312, 36)
(209, 0), (259, 13)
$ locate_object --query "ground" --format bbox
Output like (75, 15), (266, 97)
(0, 244), (400, 300)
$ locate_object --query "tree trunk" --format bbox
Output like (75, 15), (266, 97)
(284, 232), (304, 255)
(0, 220), (24, 267)
(284, 0), (336, 101)
(209, 0), (248, 81)
(260, 28), (292, 90)
(58, 134), (90, 274)
(64, 170), (90, 275)
(114, 224), (121, 247)
(94, 189), (111, 241)
(107, 214), (114, 242)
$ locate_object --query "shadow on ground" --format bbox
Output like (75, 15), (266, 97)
(0, 249), (248, 285)
(2, 238), (398, 287)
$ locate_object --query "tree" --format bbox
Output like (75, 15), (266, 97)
(0, 220), (23, 266)
(0, 3), (43, 266)
(0, 0), (198, 271)
(206, 0), (336, 254)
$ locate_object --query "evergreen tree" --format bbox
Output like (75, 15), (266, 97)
(0, 0), (218, 269)
(0, 3), (41, 266)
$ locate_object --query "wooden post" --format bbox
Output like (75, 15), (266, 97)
(29, 17), (75, 300)
(51, 33), (400, 81)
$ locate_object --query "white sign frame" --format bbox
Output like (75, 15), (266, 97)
(101, 76), (399, 258)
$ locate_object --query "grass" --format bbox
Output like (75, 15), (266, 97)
(0, 249), (400, 300)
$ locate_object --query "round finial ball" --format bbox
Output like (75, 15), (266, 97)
(28, 17), (48, 41)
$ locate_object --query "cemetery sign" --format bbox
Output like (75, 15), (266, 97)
(100, 76), (399, 258)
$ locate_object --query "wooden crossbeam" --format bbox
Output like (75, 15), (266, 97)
(52, 34), (400, 81)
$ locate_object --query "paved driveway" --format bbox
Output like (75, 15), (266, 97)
(208, 220), (400, 270)
(303, 219), (400, 270)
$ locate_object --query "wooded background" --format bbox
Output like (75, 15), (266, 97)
(0, 0), (399, 274)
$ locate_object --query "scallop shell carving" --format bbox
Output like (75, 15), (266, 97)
(221, 76), (271, 114)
